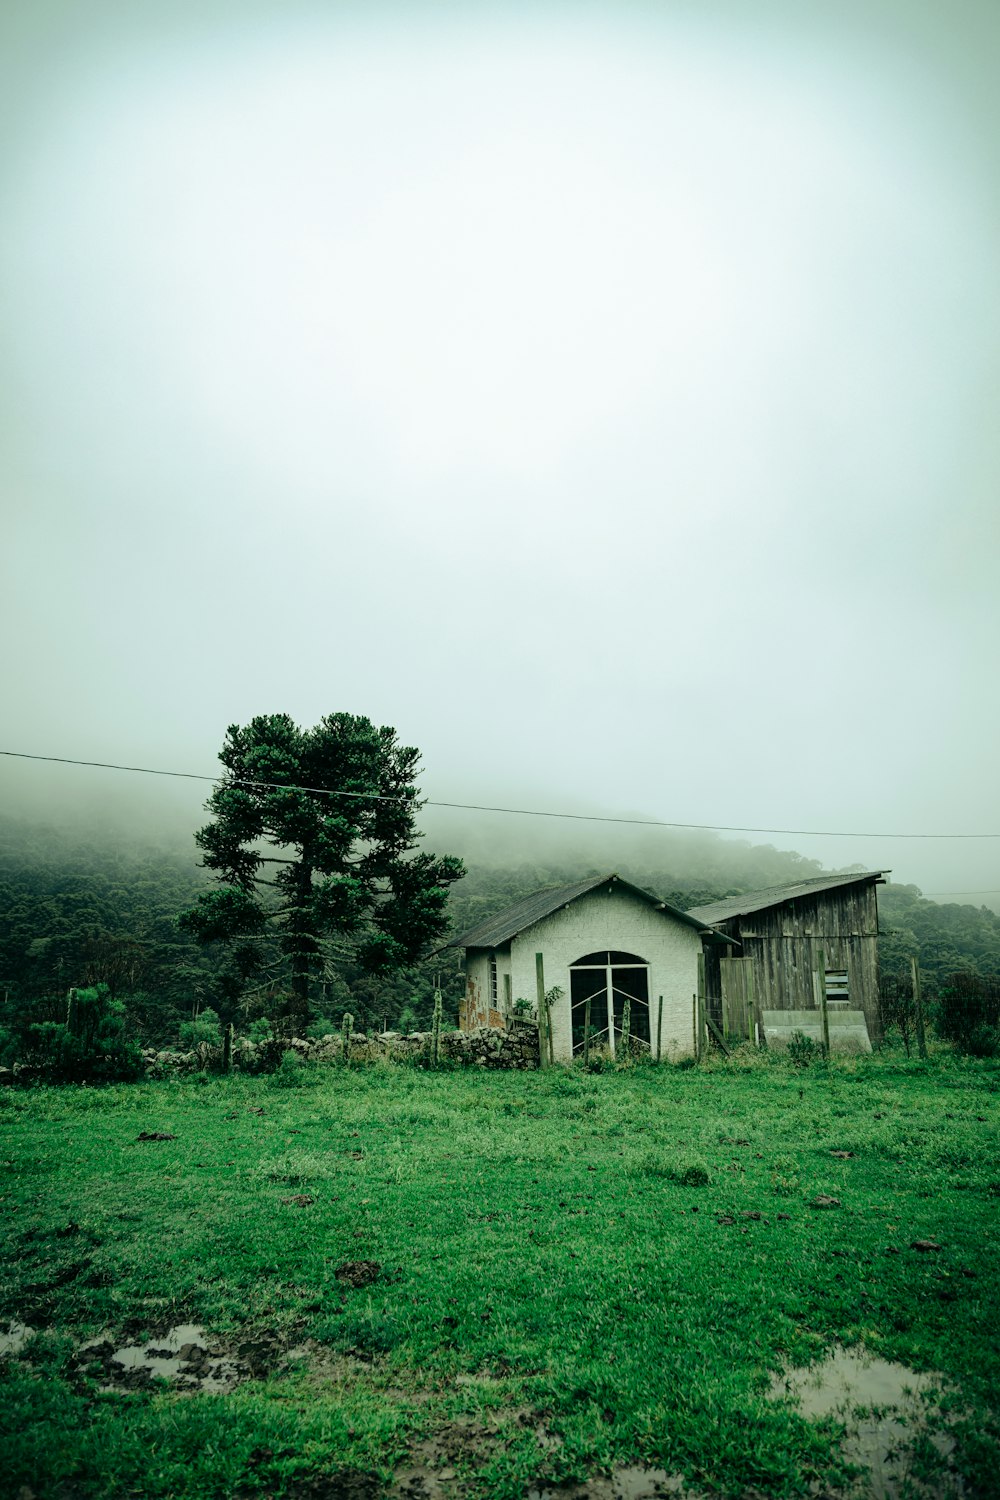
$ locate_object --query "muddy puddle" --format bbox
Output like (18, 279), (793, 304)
(524, 1468), (691, 1500)
(75, 1323), (244, 1392)
(0, 1319), (35, 1356)
(393, 1462), (689, 1500)
(389, 1404), (699, 1500)
(769, 1345), (960, 1499)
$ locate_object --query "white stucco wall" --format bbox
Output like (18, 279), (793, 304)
(507, 883), (703, 1062)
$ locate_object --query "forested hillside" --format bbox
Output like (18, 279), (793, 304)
(2, 814), (999, 1050)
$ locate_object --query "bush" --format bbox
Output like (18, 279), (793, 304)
(236, 1035), (288, 1075)
(936, 974), (1000, 1054)
(964, 1025), (1000, 1059)
(178, 1008), (222, 1049)
(396, 1005), (419, 1035)
(787, 1030), (818, 1067)
(306, 1015), (337, 1039)
(21, 986), (143, 1083)
(273, 1049), (313, 1087)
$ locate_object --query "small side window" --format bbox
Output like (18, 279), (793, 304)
(489, 957), (498, 1005)
(825, 968), (849, 1008)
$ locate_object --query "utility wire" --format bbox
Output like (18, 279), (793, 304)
(923, 889), (1000, 897)
(2, 747), (999, 841)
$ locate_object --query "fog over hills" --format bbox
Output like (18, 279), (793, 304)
(2, 0), (998, 910)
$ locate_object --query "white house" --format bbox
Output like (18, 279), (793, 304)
(446, 873), (729, 1063)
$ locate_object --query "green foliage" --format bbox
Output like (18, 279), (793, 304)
(273, 1049), (310, 1087)
(965, 1025), (1000, 1057)
(178, 713), (464, 1024)
(305, 1015), (338, 1039)
(879, 884), (1000, 985)
(19, 985), (143, 1083)
(396, 1005), (419, 1035)
(934, 973), (1000, 1054)
(787, 1030), (818, 1067)
(178, 1007), (222, 1049)
(619, 994), (631, 1058)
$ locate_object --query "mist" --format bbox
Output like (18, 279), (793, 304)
(2, 0), (999, 912)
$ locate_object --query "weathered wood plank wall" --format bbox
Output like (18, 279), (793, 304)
(706, 884), (881, 1044)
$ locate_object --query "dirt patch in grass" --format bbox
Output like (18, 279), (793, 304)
(65, 1321), (324, 1392)
(523, 1471), (696, 1499)
(388, 1408), (697, 1500)
(334, 1260), (381, 1288)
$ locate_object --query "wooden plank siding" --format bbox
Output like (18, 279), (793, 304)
(720, 957), (754, 1040)
(704, 883), (881, 1044)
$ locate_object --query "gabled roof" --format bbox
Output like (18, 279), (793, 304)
(446, 873), (729, 949)
(686, 871), (888, 926)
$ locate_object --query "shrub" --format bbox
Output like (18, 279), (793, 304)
(306, 1015), (338, 1039)
(935, 974), (1000, 1054)
(178, 1008), (222, 1049)
(396, 1005), (419, 1035)
(677, 1163), (710, 1187)
(274, 1049), (310, 1087)
(787, 1030), (818, 1067)
(964, 1025), (1000, 1059)
(22, 986), (143, 1083)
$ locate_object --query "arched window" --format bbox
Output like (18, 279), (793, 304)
(569, 951), (650, 1057)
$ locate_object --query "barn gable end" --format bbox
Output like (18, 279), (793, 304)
(688, 872), (887, 1044)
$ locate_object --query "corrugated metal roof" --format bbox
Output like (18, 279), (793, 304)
(447, 873), (726, 949)
(686, 871), (888, 925)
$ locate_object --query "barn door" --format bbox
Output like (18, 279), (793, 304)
(720, 957), (755, 1041)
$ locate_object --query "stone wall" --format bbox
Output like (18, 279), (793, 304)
(139, 1019), (540, 1076)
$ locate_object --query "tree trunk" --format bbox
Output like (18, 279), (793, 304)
(287, 861), (314, 1034)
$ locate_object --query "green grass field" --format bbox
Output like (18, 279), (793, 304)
(2, 1053), (999, 1498)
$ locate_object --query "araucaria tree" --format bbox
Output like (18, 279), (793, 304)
(180, 714), (464, 1028)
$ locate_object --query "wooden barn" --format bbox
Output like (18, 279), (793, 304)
(686, 871), (888, 1047)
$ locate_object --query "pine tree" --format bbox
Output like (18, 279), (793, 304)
(180, 713), (464, 1028)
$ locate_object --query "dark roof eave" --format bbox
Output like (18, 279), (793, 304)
(445, 873), (738, 951)
(686, 871), (889, 926)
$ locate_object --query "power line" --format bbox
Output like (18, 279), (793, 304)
(923, 889), (1000, 897)
(2, 746), (999, 841)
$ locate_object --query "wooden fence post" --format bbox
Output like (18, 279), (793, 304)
(911, 957), (927, 1059)
(535, 953), (549, 1070)
(697, 953), (707, 1059)
(583, 997), (591, 1067)
(503, 972), (512, 1022)
(816, 948), (830, 1059)
(692, 992), (699, 1060)
(656, 994), (663, 1063)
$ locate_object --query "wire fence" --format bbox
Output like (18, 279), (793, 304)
(879, 968), (1000, 1055)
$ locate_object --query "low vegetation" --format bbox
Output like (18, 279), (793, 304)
(4, 811), (1000, 1055)
(2, 1052), (998, 1497)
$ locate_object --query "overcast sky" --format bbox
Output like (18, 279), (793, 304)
(2, 0), (998, 904)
